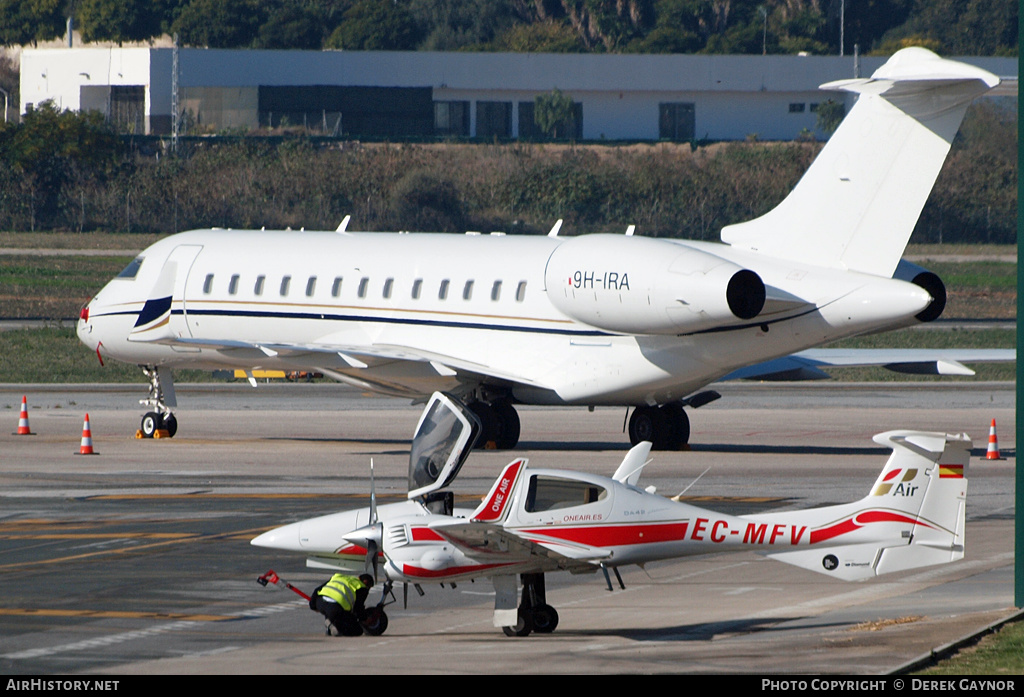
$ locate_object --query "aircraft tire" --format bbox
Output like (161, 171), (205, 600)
(160, 413), (178, 438)
(141, 412), (161, 438)
(492, 401), (521, 450)
(361, 608), (388, 636)
(660, 403), (690, 449)
(628, 406), (666, 448)
(502, 608), (533, 637)
(532, 604), (559, 633)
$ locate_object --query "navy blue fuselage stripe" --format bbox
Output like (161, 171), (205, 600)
(133, 296), (173, 328)
(176, 308), (608, 336)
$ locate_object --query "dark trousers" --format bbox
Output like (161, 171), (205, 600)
(315, 596), (363, 636)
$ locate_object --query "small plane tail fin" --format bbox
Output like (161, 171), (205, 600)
(470, 459), (528, 524)
(766, 430), (970, 581)
(720, 48), (999, 278)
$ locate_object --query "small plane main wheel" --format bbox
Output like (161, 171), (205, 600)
(141, 412), (161, 438)
(361, 608), (388, 636)
(160, 413), (178, 438)
(502, 608), (533, 637)
(532, 604), (559, 634)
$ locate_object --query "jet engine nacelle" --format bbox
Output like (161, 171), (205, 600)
(544, 235), (766, 335)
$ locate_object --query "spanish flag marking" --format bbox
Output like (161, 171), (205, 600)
(938, 464), (963, 479)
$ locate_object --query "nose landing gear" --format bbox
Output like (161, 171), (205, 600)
(138, 366), (177, 438)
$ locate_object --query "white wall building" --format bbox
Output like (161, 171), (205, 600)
(19, 48), (1017, 141)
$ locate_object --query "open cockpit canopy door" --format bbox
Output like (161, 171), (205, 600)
(408, 392), (481, 499)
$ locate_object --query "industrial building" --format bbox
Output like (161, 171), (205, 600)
(18, 47), (1017, 141)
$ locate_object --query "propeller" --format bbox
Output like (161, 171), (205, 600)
(340, 458), (384, 582)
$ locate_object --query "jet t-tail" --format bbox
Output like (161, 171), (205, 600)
(251, 393), (970, 636)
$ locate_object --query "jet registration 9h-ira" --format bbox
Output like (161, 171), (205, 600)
(76, 49), (1010, 449)
(251, 392), (971, 637)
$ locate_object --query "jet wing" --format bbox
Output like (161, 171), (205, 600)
(153, 336), (555, 390)
(722, 348), (1016, 381)
(429, 519), (611, 569)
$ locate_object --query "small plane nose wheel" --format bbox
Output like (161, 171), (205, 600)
(361, 607), (389, 636)
(502, 607), (534, 637)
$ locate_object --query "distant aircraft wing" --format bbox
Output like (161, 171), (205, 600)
(430, 519), (611, 569)
(723, 348), (1016, 381)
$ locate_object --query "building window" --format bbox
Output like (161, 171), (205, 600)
(659, 103), (695, 140)
(434, 101), (470, 136)
(789, 103), (806, 113)
(476, 101), (512, 138)
(280, 275), (291, 296)
(331, 277), (343, 297)
(306, 276), (317, 297)
(255, 275), (265, 296)
(519, 100), (583, 140)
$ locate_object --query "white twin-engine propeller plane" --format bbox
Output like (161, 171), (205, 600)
(251, 392), (971, 637)
(77, 49), (1010, 449)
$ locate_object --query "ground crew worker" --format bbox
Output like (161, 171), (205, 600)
(310, 573), (374, 636)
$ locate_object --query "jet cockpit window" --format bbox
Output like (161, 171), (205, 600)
(525, 476), (607, 513)
(115, 257), (144, 280)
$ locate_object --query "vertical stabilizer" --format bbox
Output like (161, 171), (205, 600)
(720, 49), (999, 277)
(765, 430), (970, 580)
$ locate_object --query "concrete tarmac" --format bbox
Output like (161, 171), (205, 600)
(0, 382), (1015, 675)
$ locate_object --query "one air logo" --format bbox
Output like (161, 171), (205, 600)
(871, 468), (918, 497)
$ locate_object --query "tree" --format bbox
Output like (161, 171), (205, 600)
(534, 89), (575, 140)
(0, 0), (66, 47)
(815, 99), (845, 135)
(170, 0), (265, 48)
(75, 0), (164, 45)
(324, 0), (420, 50)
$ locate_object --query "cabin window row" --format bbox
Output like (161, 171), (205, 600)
(201, 274), (528, 303)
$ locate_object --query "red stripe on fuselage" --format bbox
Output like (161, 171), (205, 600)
(809, 510), (930, 544)
(520, 522), (690, 547)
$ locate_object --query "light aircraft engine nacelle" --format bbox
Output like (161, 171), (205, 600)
(544, 235), (766, 335)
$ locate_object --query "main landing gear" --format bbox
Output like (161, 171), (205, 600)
(466, 398), (520, 450)
(139, 366), (177, 438)
(628, 404), (689, 451)
(503, 573), (559, 637)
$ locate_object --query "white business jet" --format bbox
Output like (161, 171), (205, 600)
(76, 49), (1008, 448)
(251, 392), (971, 637)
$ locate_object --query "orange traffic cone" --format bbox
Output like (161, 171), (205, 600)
(15, 395), (33, 435)
(78, 413), (96, 455)
(985, 418), (1003, 460)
